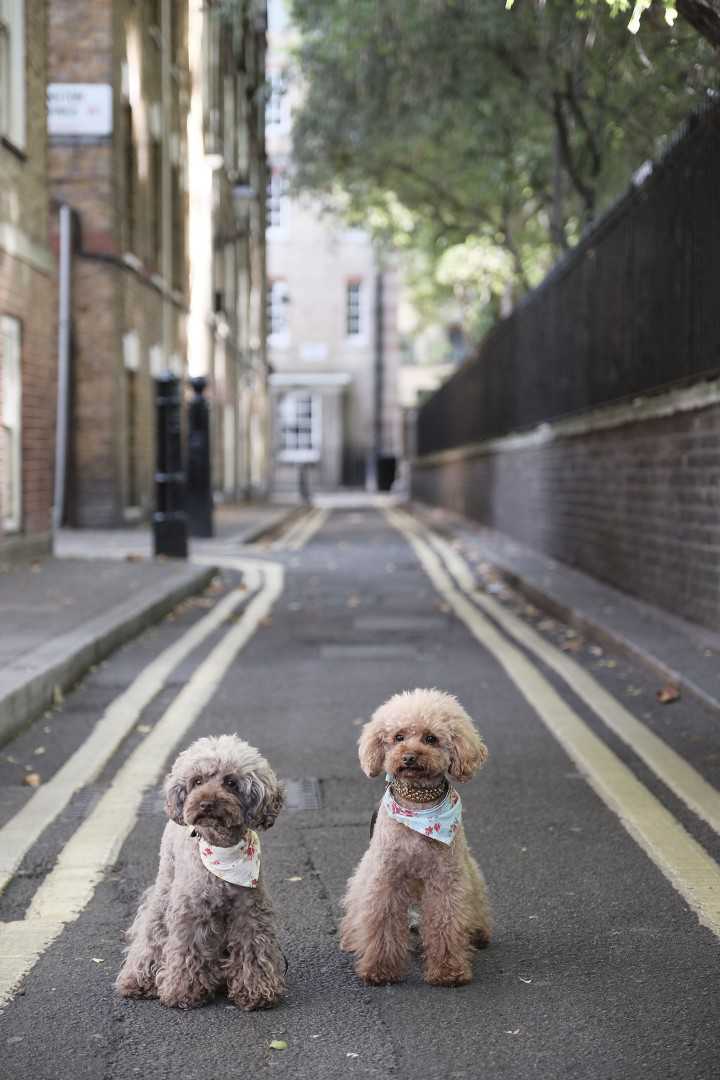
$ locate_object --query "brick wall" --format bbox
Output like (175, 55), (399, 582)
(0, 0), (55, 557)
(49, 0), (190, 526)
(412, 400), (720, 632)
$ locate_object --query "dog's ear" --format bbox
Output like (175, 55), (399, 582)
(244, 766), (285, 831)
(447, 711), (488, 782)
(164, 772), (187, 824)
(358, 715), (386, 778)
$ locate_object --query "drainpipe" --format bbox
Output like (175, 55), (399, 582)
(53, 203), (73, 530)
(368, 259), (385, 492)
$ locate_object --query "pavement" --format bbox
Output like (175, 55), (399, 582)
(0, 503), (296, 746)
(414, 501), (720, 720)
(0, 502), (719, 1079)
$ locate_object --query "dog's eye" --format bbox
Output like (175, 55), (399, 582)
(394, 733), (405, 743)
(423, 734), (438, 745)
(223, 776), (238, 790)
(192, 776), (203, 787)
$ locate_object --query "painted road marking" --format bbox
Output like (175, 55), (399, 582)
(0, 559), (283, 1007)
(272, 508), (329, 551)
(387, 507), (720, 938)
(424, 528), (720, 838)
(0, 578), (256, 897)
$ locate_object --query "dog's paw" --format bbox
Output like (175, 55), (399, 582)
(157, 985), (211, 1010)
(424, 962), (473, 987)
(115, 971), (158, 999)
(356, 960), (405, 986)
(471, 926), (491, 949)
(229, 982), (284, 1011)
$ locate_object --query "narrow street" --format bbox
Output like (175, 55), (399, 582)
(1, 505), (719, 1080)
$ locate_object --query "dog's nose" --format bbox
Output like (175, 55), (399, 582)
(198, 800), (213, 812)
(401, 753), (417, 767)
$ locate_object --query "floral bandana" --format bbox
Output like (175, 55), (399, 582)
(196, 830), (261, 887)
(381, 784), (462, 846)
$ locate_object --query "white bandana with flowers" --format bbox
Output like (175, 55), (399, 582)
(381, 785), (462, 846)
(196, 829), (261, 887)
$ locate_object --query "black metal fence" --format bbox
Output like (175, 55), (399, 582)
(417, 104), (720, 457)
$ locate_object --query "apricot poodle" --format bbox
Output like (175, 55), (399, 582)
(340, 688), (491, 987)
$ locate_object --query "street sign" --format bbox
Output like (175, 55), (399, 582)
(48, 84), (113, 138)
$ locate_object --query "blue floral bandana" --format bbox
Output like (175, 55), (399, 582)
(381, 784), (462, 846)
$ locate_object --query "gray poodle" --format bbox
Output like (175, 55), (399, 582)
(116, 734), (285, 1010)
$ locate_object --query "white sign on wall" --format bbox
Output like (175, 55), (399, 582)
(48, 84), (113, 137)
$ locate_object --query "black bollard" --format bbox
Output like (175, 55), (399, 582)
(186, 376), (214, 538)
(153, 372), (188, 558)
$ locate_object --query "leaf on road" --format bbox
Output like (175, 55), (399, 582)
(136, 724), (152, 734)
(53, 686), (64, 706)
(23, 772), (42, 787)
(560, 639), (582, 653)
(518, 976), (533, 984)
(505, 1029), (521, 1035)
(346, 1052), (359, 1058)
(269, 1040), (287, 1051)
(287, 876), (303, 882)
(91, 958), (105, 964)
(33, 746), (46, 755)
(657, 685), (680, 704)
(589, 645), (604, 656)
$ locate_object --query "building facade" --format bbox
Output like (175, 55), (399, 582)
(265, 0), (401, 498)
(187, 0), (269, 503)
(0, 0), (55, 562)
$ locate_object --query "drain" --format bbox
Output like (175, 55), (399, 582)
(284, 777), (322, 811)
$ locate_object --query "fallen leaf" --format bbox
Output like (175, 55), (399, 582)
(136, 724), (152, 734)
(53, 686), (64, 706)
(23, 772), (42, 788)
(505, 1029), (521, 1036)
(518, 976), (532, 984)
(269, 1040), (287, 1051)
(560, 639), (582, 653)
(538, 619), (555, 631)
(589, 645), (604, 657)
(287, 876), (303, 882)
(346, 1052), (359, 1058)
(657, 685), (680, 704)
(91, 958), (105, 964)
(125, 554), (144, 562)
(33, 746), (46, 756)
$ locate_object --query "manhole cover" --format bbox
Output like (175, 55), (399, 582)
(284, 777), (322, 811)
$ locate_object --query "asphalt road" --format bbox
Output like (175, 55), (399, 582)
(1, 506), (719, 1080)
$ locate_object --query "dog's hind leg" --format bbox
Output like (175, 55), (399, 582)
(466, 854), (492, 948)
(224, 891), (285, 1010)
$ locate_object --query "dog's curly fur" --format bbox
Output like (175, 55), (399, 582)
(115, 734), (285, 1010)
(340, 689), (491, 987)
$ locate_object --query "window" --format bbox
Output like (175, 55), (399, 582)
(266, 170), (287, 229)
(346, 280), (362, 337)
(267, 74), (286, 128)
(123, 103), (137, 254)
(0, 0), (26, 149)
(277, 392), (320, 462)
(0, 316), (22, 532)
(267, 280), (289, 338)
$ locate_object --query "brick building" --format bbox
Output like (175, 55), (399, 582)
(265, 0), (401, 497)
(187, 0), (269, 502)
(48, 0), (191, 527)
(0, 0), (55, 562)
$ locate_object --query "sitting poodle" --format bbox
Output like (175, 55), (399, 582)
(116, 734), (285, 1010)
(340, 688), (491, 987)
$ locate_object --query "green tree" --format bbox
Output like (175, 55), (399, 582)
(291, 0), (714, 340)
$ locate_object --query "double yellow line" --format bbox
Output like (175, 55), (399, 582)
(386, 507), (720, 939)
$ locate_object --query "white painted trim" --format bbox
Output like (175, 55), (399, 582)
(1, 314), (22, 533)
(270, 371), (351, 387)
(413, 377), (720, 469)
(0, 223), (54, 275)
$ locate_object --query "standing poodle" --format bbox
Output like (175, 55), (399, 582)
(340, 689), (491, 987)
(116, 734), (285, 1010)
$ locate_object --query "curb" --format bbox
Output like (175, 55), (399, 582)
(0, 563), (217, 747)
(239, 506), (307, 545)
(411, 502), (720, 720)
(485, 563), (720, 720)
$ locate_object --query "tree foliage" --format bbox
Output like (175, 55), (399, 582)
(290, 0), (715, 344)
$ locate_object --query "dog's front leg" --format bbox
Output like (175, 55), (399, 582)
(347, 871), (414, 986)
(116, 828), (175, 999)
(224, 891), (285, 1010)
(420, 871), (474, 987)
(155, 902), (225, 1009)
